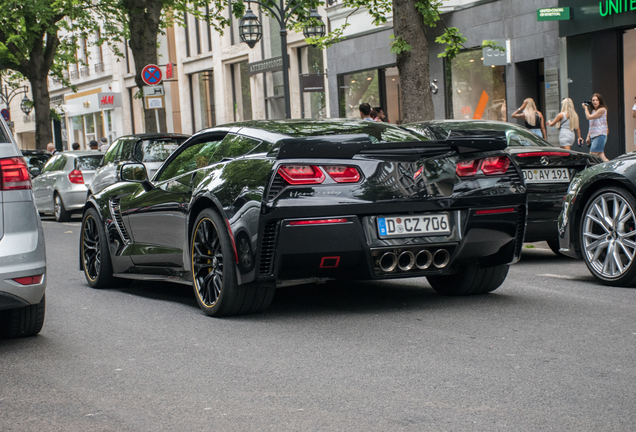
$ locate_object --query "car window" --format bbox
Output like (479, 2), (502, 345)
(51, 155), (67, 171)
(155, 140), (224, 182)
(507, 130), (554, 147)
(102, 139), (122, 164)
(134, 139), (184, 162)
(24, 155), (49, 172)
(76, 155), (103, 170)
(120, 139), (136, 161)
(213, 134), (265, 160)
(40, 155), (58, 173)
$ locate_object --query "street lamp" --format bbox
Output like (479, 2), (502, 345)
(239, 2), (326, 119)
(20, 97), (33, 115)
(0, 84), (30, 112)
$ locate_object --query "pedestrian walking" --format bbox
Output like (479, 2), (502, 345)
(583, 93), (609, 162)
(373, 106), (388, 122)
(546, 98), (582, 150)
(89, 140), (99, 151)
(512, 98), (546, 139)
(72, 142), (80, 150)
(369, 109), (382, 122)
(46, 143), (58, 155)
(99, 136), (109, 152)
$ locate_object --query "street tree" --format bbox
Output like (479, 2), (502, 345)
(0, 0), (101, 148)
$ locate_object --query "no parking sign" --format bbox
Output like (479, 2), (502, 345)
(141, 64), (162, 86)
(1, 109), (10, 122)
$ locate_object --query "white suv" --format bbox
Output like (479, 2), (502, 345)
(0, 118), (46, 338)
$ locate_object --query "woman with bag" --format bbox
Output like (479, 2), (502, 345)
(546, 98), (582, 150)
(583, 93), (609, 162)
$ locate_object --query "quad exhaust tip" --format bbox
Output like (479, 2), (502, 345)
(415, 250), (433, 270)
(379, 252), (398, 272)
(398, 251), (415, 271)
(433, 249), (450, 268)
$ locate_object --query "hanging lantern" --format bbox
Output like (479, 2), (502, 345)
(303, 9), (326, 40)
(20, 97), (33, 115)
(239, 8), (262, 49)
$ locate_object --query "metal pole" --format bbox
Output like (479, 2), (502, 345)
(280, 28), (291, 119)
(155, 109), (160, 132)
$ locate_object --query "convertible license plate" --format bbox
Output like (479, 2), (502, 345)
(522, 168), (570, 183)
(377, 214), (450, 238)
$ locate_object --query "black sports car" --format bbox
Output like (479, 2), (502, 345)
(80, 120), (527, 317)
(559, 154), (636, 286)
(406, 120), (601, 254)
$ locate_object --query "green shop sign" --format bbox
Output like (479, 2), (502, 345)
(537, 7), (571, 21)
(599, 0), (636, 16)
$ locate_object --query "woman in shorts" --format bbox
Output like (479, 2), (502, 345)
(583, 93), (609, 162)
(546, 98), (581, 150)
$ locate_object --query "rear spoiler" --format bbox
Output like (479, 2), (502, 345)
(275, 130), (507, 160)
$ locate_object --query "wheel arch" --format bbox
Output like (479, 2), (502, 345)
(571, 176), (636, 257)
(187, 195), (238, 266)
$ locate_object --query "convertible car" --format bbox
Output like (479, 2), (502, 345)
(80, 120), (527, 317)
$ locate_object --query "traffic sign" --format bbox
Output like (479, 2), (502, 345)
(141, 64), (162, 86)
(1, 109), (10, 122)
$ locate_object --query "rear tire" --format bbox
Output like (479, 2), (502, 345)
(81, 207), (115, 288)
(0, 294), (46, 338)
(54, 193), (71, 222)
(427, 264), (509, 296)
(190, 209), (275, 317)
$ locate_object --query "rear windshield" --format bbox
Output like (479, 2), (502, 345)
(134, 139), (185, 162)
(23, 154), (50, 171)
(75, 155), (103, 170)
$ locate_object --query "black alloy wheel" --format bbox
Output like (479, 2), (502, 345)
(81, 208), (114, 288)
(191, 209), (275, 317)
(191, 209), (239, 316)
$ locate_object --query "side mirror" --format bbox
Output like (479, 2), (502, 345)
(29, 167), (41, 177)
(120, 163), (154, 191)
(120, 163), (148, 182)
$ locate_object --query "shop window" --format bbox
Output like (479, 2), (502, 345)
(339, 69), (380, 119)
(193, 70), (216, 130)
(299, 46), (326, 119)
(445, 50), (506, 121)
(232, 61), (252, 121)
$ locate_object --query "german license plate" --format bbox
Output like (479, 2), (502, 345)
(377, 214), (450, 238)
(522, 168), (570, 183)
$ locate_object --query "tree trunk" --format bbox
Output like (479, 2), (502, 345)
(126, 0), (168, 133)
(392, 0), (434, 123)
(27, 72), (53, 150)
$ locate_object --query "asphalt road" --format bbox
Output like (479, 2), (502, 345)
(1, 218), (635, 431)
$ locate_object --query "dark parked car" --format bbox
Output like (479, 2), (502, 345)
(32, 151), (103, 222)
(559, 154), (636, 286)
(21, 149), (52, 177)
(406, 120), (601, 254)
(88, 133), (189, 196)
(80, 120), (527, 317)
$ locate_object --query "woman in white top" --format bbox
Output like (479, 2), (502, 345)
(546, 98), (582, 150)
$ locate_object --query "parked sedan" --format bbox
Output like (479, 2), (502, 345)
(21, 149), (52, 178)
(559, 154), (636, 286)
(80, 120), (527, 317)
(0, 118), (47, 338)
(32, 151), (103, 222)
(88, 133), (188, 196)
(406, 120), (601, 254)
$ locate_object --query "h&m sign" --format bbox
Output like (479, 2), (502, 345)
(98, 92), (122, 109)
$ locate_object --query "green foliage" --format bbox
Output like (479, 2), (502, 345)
(435, 27), (467, 60)
(389, 35), (411, 55)
(482, 39), (505, 52)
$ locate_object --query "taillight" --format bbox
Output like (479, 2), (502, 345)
(456, 156), (510, 177)
(278, 165), (325, 185)
(481, 156), (510, 175)
(0, 157), (31, 190)
(456, 159), (480, 177)
(68, 169), (84, 184)
(323, 166), (361, 183)
(517, 151), (568, 158)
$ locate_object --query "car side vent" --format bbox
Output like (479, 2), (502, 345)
(109, 198), (132, 245)
(267, 174), (286, 201)
(259, 220), (279, 276)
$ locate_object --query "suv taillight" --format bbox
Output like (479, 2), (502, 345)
(456, 156), (510, 177)
(0, 157), (31, 190)
(69, 169), (84, 184)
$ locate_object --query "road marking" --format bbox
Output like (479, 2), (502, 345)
(539, 273), (578, 280)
